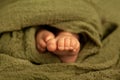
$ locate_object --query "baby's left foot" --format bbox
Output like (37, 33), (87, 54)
(36, 29), (56, 52)
(53, 32), (80, 63)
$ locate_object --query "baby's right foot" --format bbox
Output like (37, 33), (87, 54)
(36, 29), (56, 52)
(53, 32), (80, 63)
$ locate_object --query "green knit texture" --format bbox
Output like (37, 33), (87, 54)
(0, 0), (120, 80)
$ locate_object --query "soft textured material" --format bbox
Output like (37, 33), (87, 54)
(0, 0), (120, 80)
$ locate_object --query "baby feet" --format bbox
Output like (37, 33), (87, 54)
(36, 30), (80, 63)
(54, 32), (80, 63)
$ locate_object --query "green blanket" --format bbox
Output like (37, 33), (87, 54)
(0, 0), (120, 80)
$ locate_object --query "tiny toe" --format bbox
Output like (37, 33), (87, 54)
(64, 38), (71, 50)
(36, 39), (46, 52)
(37, 44), (46, 52)
(70, 38), (76, 50)
(47, 39), (56, 52)
(39, 39), (46, 48)
(73, 40), (80, 52)
(57, 38), (64, 51)
(76, 41), (80, 51)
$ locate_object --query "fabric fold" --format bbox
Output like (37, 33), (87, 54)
(0, 0), (120, 79)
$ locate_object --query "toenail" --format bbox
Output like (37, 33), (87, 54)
(59, 47), (64, 50)
(45, 36), (53, 42)
(65, 47), (68, 50)
(73, 49), (76, 52)
(70, 47), (73, 49)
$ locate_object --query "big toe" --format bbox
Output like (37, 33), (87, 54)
(47, 39), (56, 52)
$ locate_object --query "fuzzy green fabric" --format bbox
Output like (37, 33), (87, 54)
(0, 0), (120, 80)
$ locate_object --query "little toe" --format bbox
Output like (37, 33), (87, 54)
(39, 39), (47, 48)
(37, 39), (46, 52)
(64, 38), (71, 50)
(74, 40), (80, 52)
(37, 44), (46, 52)
(47, 39), (56, 52)
(73, 40), (80, 52)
